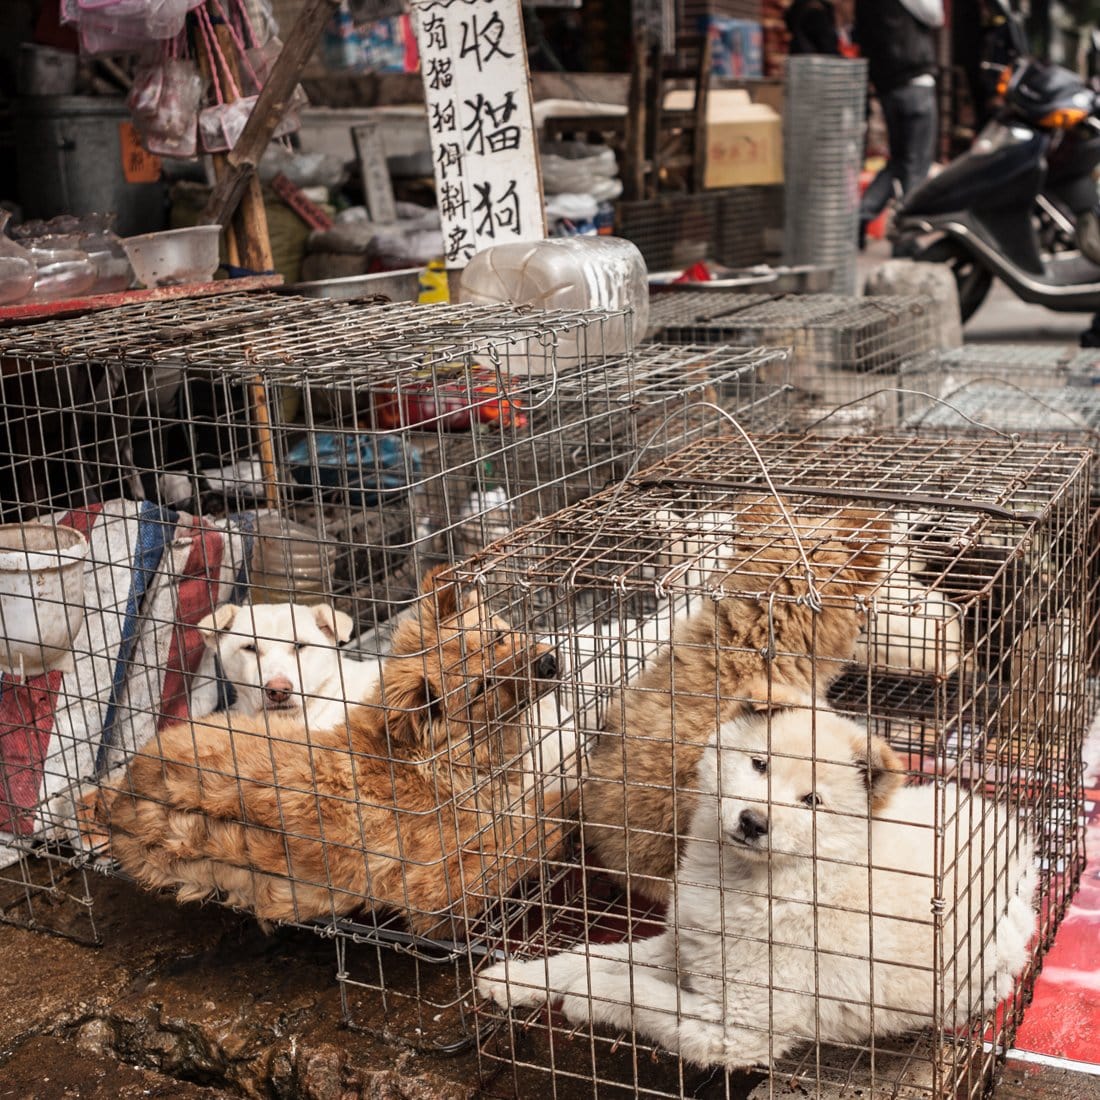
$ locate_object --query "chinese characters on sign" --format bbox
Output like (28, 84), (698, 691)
(412, 0), (545, 265)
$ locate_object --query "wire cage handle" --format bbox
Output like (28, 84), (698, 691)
(796, 385), (1019, 439)
(546, 397), (825, 614)
(907, 373), (1100, 435)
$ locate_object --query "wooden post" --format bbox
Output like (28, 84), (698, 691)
(213, 22), (275, 276)
(692, 33), (713, 194)
(624, 23), (649, 202)
(200, 0), (340, 229)
(193, 31), (241, 268)
(193, 4), (281, 509)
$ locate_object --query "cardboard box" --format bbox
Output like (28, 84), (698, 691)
(666, 88), (783, 188)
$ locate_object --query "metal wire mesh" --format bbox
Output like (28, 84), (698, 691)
(899, 343), (1100, 685)
(616, 187), (774, 272)
(455, 432), (1090, 1099)
(0, 292), (789, 1042)
(783, 57), (868, 295)
(649, 291), (942, 431)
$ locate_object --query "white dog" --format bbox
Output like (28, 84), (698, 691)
(479, 705), (1037, 1069)
(196, 602), (380, 734)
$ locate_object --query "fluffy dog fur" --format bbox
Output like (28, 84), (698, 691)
(480, 706), (1038, 1069)
(197, 601), (380, 733)
(853, 517), (964, 677)
(109, 568), (567, 935)
(580, 497), (891, 904)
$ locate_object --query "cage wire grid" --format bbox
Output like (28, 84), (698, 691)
(898, 343), (1100, 685)
(449, 432), (1090, 1099)
(0, 294), (789, 1042)
(647, 290), (942, 436)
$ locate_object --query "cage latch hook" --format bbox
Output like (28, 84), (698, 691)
(760, 593), (778, 661)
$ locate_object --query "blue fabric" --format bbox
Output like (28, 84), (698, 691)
(227, 511), (256, 606)
(286, 432), (419, 504)
(214, 510), (257, 713)
(96, 502), (177, 774)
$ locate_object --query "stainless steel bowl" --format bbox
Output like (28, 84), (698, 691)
(283, 268), (423, 302)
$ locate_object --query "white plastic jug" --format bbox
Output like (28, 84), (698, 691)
(457, 236), (648, 373)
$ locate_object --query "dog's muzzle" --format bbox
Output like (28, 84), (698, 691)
(535, 651), (559, 680)
(731, 808), (769, 847)
(263, 676), (297, 709)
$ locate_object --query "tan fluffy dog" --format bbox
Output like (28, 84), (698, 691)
(580, 497), (890, 905)
(108, 568), (565, 936)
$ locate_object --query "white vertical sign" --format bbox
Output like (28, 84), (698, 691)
(411, 0), (547, 266)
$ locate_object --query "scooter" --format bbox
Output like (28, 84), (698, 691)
(894, 5), (1100, 325)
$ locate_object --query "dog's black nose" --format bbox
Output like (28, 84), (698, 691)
(738, 809), (768, 841)
(535, 651), (559, 679)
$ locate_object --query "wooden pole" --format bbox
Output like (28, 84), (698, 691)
(200, 0), (340, 229)
(193, 30), (240, 267)
(213, 22), (275, 276)
(193, 5), (281, 509)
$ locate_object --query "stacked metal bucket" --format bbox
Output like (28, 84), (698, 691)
(783, 56), (868, 295)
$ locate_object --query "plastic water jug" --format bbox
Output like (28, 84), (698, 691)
(457, 236), (648, 373)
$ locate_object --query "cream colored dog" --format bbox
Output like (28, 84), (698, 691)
(480, 705), (1038, 1069)
(197, 602), (381, 734)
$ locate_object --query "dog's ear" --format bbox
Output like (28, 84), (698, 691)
(311, 604), (354, 644)
(852, 734), (904, 811)
(196, 604), (239, 649)
(380, 670), (445, 750)
(420, 564), (461, 621)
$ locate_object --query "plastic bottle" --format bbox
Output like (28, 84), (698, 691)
(457, 236), (649, 372)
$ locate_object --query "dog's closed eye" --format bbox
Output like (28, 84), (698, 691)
(293, 641), (308, 651)
(751, 757), (768, 774)
(241, 643), (256, 653)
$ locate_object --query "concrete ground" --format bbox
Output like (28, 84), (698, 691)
(3, 256), (1100, 1099)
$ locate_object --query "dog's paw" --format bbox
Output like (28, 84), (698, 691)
(477, 957), (550, 1009)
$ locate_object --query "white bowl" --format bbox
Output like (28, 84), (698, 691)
(121, 225), (222, 289)
(0, 523), (88, 676)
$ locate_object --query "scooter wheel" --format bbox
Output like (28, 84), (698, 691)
(913, 238), (994, 323)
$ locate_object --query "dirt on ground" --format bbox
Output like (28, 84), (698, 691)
(0, 867), (764, 1100)
(4, 866), (1099, 1100)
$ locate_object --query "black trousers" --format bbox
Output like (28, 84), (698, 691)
(860, 81), (938, 223)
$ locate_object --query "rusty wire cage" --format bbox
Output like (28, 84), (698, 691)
(455, 432), (1090, 1099)
(0, 291), (789, 1045)
(898, 343), (1100, 679)
(647, 291), (944, 436)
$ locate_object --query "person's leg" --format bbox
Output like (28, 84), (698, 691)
(859, 87), (905, 243)
(893, 82), (937, 197)
(886, 82), (937, 255)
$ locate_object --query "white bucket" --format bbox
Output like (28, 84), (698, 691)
(0, 523), (89, 677)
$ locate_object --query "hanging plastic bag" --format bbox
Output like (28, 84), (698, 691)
(198, 94), (299, 153)
(241, 37), (310, 110)
(195, 1), (301, 153)
(73, 0), (202, 43)
(129, 56), (203, 158)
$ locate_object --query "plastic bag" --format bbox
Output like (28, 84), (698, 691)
(241, 37), (310, 110)
(129, 57), (203, 158)
(75, 0), (200, 42)
(199, 94), (299, 153)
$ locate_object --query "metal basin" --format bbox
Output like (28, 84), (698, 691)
(283, 269), (423, 302)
